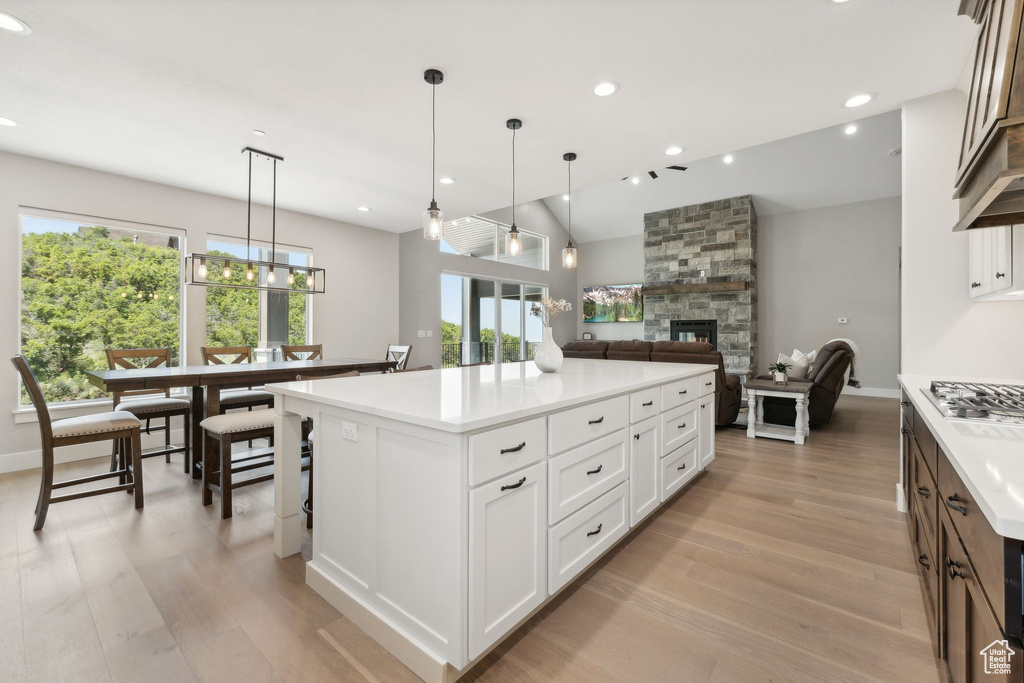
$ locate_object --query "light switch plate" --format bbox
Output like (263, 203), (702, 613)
(838, 317), (848, 324)
(342, 422), (358, 442)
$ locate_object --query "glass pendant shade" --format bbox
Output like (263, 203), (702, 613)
(245, 263), (255, 281)
(562, 242), (577, 269)
(506, 226), (522, 257)
(423, 201), (444, 240)
(198, 257), (207, 278)
(267, 265), (276, 284)
(222, 260), (232, 278)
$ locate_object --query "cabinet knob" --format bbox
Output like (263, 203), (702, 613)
(971, 281), (982, 288)
(588, 416), (604, 425)
(948, 565), (966, 580)
(500, 477), (526, 492)
(500, 441), (526, 454)
(945, 555), (961, 569)
(996, 272), (1006, 278)
(586, 523), (603, 537)
(633, 433), (640, 440)
(917, 554), (931, 570)
(642, 400), (654, 407)
(916, 486), (930, 499)
(586, 464), (604, 475)
(900, 427), (908, 434)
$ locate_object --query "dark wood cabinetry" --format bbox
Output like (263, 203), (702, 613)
(901, 389), (1023, 681)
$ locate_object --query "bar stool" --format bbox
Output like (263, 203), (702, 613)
(199, 410), (280, 519)
(12, 355), (144, 530)
(106, 348), (192, 473)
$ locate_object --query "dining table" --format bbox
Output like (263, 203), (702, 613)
(86, 357), (396, 479)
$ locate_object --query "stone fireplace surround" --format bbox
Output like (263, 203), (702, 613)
(643, 194), (757, 377)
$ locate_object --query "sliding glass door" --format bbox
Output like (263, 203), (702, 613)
(441, 274), (546, 368)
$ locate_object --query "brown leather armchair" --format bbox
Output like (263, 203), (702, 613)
(757, 340), (854, 427)
(650, 341), (742, 427)
(561, 340), (610, 359)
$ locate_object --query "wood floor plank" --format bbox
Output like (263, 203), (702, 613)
(181, 625), (278, 683)
(103, 624), (197, 683)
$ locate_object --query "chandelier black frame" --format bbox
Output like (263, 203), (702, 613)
(185, 147), (326, 294)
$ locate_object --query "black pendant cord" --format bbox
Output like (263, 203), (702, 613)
(246, 149), (253, 257)
(271, 158), (277, 263)
(511, 127), (516, 227)
(431, 82), (436, 204)
(567, 158), (572, 243)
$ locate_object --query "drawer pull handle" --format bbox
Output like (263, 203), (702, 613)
(587, 464), (603, 475)
(677, 463), (687, 471)
(917, 554), (931, 570)
(945, 494), (967, 516)
(679, 390), (688, 395)
(705, 382), (712, 386)
(634, 433), (640, 440)
(500, 477), (526, 492)
(586, 523), (603, 537)
(945, 555), (961, 569)
(971, 281), (981, 288)
(500, 442), (527, 455)
(677, 423), (687, 429)
(900, 401), (910, 407)
(949, 565), (966, 580)
(900, 427), (908, 434)
(642, 400), (654, 407)
(588, 417), (604, 425)
(916, 486), (930, 499)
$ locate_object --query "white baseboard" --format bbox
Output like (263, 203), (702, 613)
(0, 428), (187, 475)
(841, 386), (900, 399)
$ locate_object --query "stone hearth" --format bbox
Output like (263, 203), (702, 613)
(643, 194), (757, 377)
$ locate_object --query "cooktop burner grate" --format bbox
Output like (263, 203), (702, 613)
(923, 381), (1024, 425)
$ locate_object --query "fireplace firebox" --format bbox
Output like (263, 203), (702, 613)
(670, 319), (718, 348)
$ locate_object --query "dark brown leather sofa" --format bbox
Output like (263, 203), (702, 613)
(562, 339), (742, 427)
(755, 340), (854, 427)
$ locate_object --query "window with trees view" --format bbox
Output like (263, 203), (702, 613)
(20, 212), (183, 404)
(204, 238), (311, 349)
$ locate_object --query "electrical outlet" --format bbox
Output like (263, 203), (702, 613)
(838, 317), (848, 324)
(342, 422), (358, 442)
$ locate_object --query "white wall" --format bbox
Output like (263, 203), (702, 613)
(0, 150), (399, 472)
(398, 200), (577, 368)
(901, 90), (1024, 379)
(759, 197), (902, 392)
(576, 236), (645, 341)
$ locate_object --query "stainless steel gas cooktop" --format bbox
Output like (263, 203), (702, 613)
(923, 381), (1024, 425)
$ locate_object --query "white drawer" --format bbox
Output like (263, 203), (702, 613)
(548, 430), (628, 524)
(468, 417), (547, 487)
(661, 376), (700, 411)
(629, 387), (660, 424)
(698, 372), (715, 397)
(548, 482), (630, 594)
(548, 394), (629, 455)
(662, 401), (698, 454)
(661, 440), (699, 501)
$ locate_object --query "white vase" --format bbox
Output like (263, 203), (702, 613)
(773, 371), (788, 385)
(534, 326), (563, 373)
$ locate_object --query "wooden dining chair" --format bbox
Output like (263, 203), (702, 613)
(385, 344), (413, 372)
(296, 370), (360, 528)
(281, 344), (322, 361)
(12, 355), (144, 530)
(200, 345), (275, 413)
(394, 365), (433, 373)
(106, 348), (191, 473)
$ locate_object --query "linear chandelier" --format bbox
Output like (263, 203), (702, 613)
(185, 147), (326, 294)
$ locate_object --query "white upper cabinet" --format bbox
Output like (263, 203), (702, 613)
(969, 225), (1021, 300)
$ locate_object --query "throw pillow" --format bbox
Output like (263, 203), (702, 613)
(778, 352), (809, 379)
(792, 348), (817, 376)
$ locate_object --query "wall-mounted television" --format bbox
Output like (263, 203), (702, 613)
(583, 284), (643, 323)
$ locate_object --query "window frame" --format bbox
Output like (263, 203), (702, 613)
(441, 215), (549, 271)
(17, 207), (187, 409)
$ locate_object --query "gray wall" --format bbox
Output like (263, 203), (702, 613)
(576, 236), (645, 341)
(757, 196), (901, 390)
(399, 199), (577, 368)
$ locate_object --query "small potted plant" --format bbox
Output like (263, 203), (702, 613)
(530, 297), (573, 373)
(768, 361), (792, 385)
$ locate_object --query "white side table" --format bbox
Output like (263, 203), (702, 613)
(745, 379), (812, 445)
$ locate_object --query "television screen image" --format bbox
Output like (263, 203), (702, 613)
(582, 284), (643, 323)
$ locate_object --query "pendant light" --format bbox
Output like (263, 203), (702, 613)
(562, 152), (578, 269)
(423, 69), (445, 240)
(506, 118), (523, 257)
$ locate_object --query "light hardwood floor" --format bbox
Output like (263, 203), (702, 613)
(0, 396), (944, 682)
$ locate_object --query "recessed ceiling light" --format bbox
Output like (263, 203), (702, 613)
(665, 146), (684, 156)
(562, 194), (570, 201)
(831, 0), (850, 3)
(0, 116), (18, 127)
(594, 82), (618, 97)
(0, 12), (31, 34)
(631, 176), (640, 184)
(439, 177), (455, 184)
(252, 129), (266, 136)
(357, 206), (371, 212)
(844, 124), (857, 135)
(844, 93), (873, 108)
(723, 154), (734, 164)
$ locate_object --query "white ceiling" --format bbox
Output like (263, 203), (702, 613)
(0, 1), (974, 234)
(544, 108), (904, 243)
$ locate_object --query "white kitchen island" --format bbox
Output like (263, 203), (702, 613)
(267, 358), (718, 682)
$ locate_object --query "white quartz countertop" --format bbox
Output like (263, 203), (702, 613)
(898, 374), (1024, 540)
(267, 358), (716, 434)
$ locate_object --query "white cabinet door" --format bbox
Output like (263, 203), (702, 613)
(468, 462), (546, 660)
(698, 396), (715, 468)
(629, 416), (660, 526)
(992, 225), (1012, 294)
(968, 228), (994, 297)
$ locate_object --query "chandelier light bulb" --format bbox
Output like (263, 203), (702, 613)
(307, 271), (315, 290)
(245, 263), (255, 281)
(267, 266), (276, 284)
(198, 257), (207, 278)
(222, 260), (232, 278)
(423, 203), (444, 240)
(288, 268), (295, 286)
(507, 228), (522, 257)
